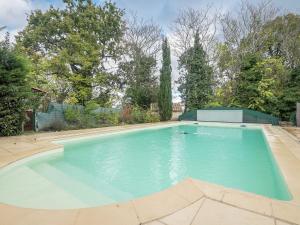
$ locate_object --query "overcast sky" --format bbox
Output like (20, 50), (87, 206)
(0, 0), (299, 101)
(1, 0), (299, 36)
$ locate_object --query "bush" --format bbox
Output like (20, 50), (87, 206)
(122, 105), (160, 124)
(205, 101), (222, 108)
(0, 42), (30, 136)
(96, 111), (120, 126)
(131, 106), (145, 123)
(144, 110), (160, 123)
(85, 101), (100, 113)
(63, 104), (159, 130)
(64, 107), (82, 124)
(64, 104), (121, 129)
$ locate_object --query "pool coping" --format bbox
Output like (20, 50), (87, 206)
(0, 121), (300, 225)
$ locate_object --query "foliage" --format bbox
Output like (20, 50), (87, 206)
(178, 30), (213, 111)
(16, 0), (125, 105)
(216, 11), (300, 121)
(158, 38), (172, 121)
(0, 38), (31, 136)
(262, 14), (300, 68)
(4, 1), (300, 131)
(64, 107), (82, 124)
(119, 53), (158, 109)
(64, 103), (159, 130)
(118, 16), (161, 109)
(121, 105), (159, 124)
(233, 54), (287, 116)
(84, 101), (100, 114)
(64, 104), (121, 129)
(96, 111), (120, 126)
(278, 66), (300, 120)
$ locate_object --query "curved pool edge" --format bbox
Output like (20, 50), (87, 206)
(1, 177), (300, 225)
(0, 122), (181, 169)
(0, 122), (300, 225)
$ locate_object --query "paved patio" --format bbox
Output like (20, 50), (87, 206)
(0, 122), (300, 225)
(283, 127), (300, 141)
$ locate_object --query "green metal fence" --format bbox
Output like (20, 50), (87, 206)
(178, 110), (197, 121)
(242, 109), (279, 125)
(178, 107), (279, 125)
(35, 103), (120, 131)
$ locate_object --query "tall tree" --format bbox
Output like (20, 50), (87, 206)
(118, 52), (158, 109)
(178, 31), (213, 110)
(216, 8), (300, 120)
(0, 36), (30, 136)
(118, 15), (161, 109)
(158, 38), (172, 121)
(279, 66), (300, 120)
(217, 0), (279, 85)
(262, 14), (300, 69)
(16, 0), (125, 105)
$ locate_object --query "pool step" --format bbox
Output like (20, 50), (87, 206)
(0, 166), (86, 209)
(54, 161), (134, 202)
(31, 163), (116, 206)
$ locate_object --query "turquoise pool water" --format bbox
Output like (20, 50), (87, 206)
(0, 125), (291, 209)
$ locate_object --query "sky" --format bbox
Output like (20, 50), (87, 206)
(1, 0), (299, 36)
(0, 0), (300, 101)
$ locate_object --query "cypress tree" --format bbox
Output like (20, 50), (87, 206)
(178, 30), (212, 110)
(158, 37), (172, 121)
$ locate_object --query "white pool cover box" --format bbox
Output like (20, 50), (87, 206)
(197, 110), (243, 123)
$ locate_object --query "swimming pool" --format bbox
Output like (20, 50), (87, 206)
(0, 124), (291, 209)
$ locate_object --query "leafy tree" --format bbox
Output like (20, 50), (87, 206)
(216, 9), (300, 120)
(278, 66), (300, 120)
(118, 16), (161, 109)
(16, 0), (125, 105)
(118, 52), (158, 109)
(234, 54), (287, 116)
(178, 30), (213, 110)
(233, 54), (262, 109)
(0, 37), (30, 136)
(262, 14), (300, 68)
(158, 38), (172, 121)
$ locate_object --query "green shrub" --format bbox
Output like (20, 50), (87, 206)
(65, 104), (121, 129)
(122, 105), (160, 124)
(85, 101), (100, 113)
(64, 107), (82, 124)
(205, 101), (222, 108)
(0, 43), (30, 136)
(107, 112), (121, 125)
(96, 111), (120, 126)
(131, 106), (145, 123)
(64, 103), (158, 129)
(144, 111), (160, 123)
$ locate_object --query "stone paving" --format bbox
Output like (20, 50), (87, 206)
(283, 127), (300, 141)
(0, 122), (299, 225)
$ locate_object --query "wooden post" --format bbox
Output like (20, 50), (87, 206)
(297, 103), (300, 127)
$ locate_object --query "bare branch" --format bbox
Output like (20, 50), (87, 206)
(124, 13), (162, 58)
(170, 6), (219, 57)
